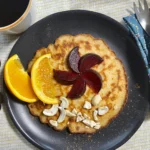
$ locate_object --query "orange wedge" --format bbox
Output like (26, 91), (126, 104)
(4, 54), (37, 103)
(31, 54), (59, 104)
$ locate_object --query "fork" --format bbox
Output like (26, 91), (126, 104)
(133, 0), (150, 36)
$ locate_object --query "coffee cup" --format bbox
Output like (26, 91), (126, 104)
(0, 0), (35, 34)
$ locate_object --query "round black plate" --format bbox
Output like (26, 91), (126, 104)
(4, 10), (149, 150)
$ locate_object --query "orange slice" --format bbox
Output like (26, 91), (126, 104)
(31, 54), (59, 104)
(4, 54), (37, 103)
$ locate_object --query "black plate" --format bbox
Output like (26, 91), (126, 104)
(3, 10), (149, 150)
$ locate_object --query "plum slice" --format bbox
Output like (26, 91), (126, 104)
(82, 69), (102, 93)
(79, 53), (103, 72)
(68, 46), (80, 73)
(67, 77), (86, 99)
(53, 70), (78, 84)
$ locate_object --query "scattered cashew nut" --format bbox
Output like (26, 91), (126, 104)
(98, 106), (109, 115)
(49, 120), (58, 127)
(60, 97), (69, 108)
(76, 112), (84, 122)
(82, 119), (101, 129)
(82, 119), (97, 128)
(94, 122), (101, 129)
(93, 110), (98, 121)
(83, 101), (92, 109)
(92, 94), (102, 106)
(66, 110), (76, 117)
(57, 107), (66, 123)
(43, 104), (59, 116)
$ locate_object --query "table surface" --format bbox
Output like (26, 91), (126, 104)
(0, 0), (150, 150)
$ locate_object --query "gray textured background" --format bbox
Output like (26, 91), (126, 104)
(0, 0), (150, 149)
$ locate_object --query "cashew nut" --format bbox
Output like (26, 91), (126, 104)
(60, 97), (69, 108)
(94, 122), (101, 129)
(98, 106), (109, 115)
(93, 110), (98, 121)
(66, 110), (76, 117)
(43, 104), (58, 116)
(57, 107), (66, 123)
(76, 112), (84, 122)
(82, 119), (97, 128)
(83, 101), (92, 109)
(92, 94), (102, 106)
(49, 120), (58, 127)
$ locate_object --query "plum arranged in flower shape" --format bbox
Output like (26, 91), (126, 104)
(53, 47), (103, 99)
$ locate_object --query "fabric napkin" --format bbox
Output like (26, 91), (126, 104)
(123, 14), (150, 80)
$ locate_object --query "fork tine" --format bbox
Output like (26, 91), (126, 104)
(133, 2), (140, 14)
(138, 0), (143, 11)
(133, 2), (141, 20)
(143, 0), (149, 12)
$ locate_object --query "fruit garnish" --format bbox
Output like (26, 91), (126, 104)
(67, 77), (86, 99)
(54, 47), (104, 99)
(4, 54), (37, 103)
(79, 53), (103, 72)
(82, 69), (102, 93)
(31, 54), (59, 104)
(68, 46), (80, 73)
(53, 70), (78, 84)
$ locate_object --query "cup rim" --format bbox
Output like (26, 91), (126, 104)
(0, 0), (32, 31)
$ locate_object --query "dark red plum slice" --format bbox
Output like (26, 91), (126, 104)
(67, 77), (86, 99)
(53, 70), (78, 84)
(68, 46), (80, 73)
(79, 53), (103, 72)
(82, 69), (102, 93)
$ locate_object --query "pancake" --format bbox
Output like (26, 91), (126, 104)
(28, 34), (128, 133)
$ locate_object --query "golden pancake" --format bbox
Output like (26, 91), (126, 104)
(28, 34), (128, 133)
